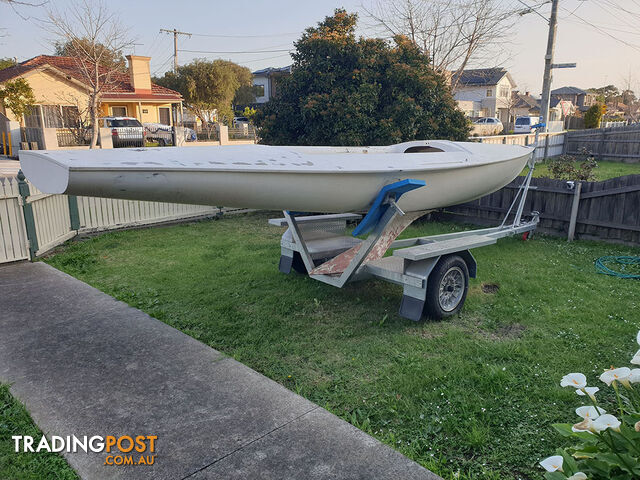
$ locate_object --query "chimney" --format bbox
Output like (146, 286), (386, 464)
(126, 55), (152, 93)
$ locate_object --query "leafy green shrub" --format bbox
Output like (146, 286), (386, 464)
(256, 9), (469, 145)
(584, 103), (607, 129)
(539, 331), (640, 479)
(547, 148), (598, 181)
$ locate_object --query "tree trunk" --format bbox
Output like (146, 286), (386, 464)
(89, 94), (100, 149)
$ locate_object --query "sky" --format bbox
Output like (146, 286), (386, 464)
(1, 0), (639, 96)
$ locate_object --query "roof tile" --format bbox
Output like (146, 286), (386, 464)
(0, 55), (182, 100)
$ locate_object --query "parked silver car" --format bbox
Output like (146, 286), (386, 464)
(143, 122), (173, 146)
(471, 117), (504, 136)
(100, 117), (145, 148)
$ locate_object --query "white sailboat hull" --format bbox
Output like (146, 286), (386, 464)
(20, 141), (532, 213)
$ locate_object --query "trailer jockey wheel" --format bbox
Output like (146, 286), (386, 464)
(424, 255), (469, 320)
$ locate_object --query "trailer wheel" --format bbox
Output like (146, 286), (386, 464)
(291, 252), (308, 274)
(424, 255), (469, 320)
(291, 253), (331, 274)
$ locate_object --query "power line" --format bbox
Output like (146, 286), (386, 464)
(236, 52), (293, 65)
(592, 0), (640, 31)
(563, 17), (640, 36)
(560, 4), (640, 53)
(145, 30), (166, 59)
(160, 28), (192, 73)
(178, 48), (293, 54)
(152, 53), (175, 76)
(598, 0), (640, 20)
(565, 0), (585, 17)
(189, 31), (300, 39)
(513, 0), (551, 22)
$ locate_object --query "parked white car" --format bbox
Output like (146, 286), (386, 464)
(471, 117), (503, 136)
(514, 116), (540, 134)
(100, 117), (145, 148)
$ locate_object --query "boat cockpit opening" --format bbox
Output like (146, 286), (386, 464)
(404, 146), (445, 153)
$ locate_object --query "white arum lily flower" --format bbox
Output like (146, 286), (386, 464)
(574, 406), (605, 433)
(629, 369), (640, 383)
(631, 349), (640, 365)
(592, 414), (621, 432)
(599, 367), (631, 386)
(540, 455), (563, 472)
(560, 373), (587, 389)
(636, 330), (640, 345)
(568, 473), (587, 480)
(576, 386), (599, 401)
(572, 418), (594, 433)
(576, 406), (605, 420)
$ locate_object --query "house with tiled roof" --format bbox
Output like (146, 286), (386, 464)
(452, 67), (517, 123)
(0, 54), (183, 128)
(550, 86), (596, 112)
(252, 65), (291, 104)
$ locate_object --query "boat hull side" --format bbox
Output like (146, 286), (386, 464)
(55, 152), (529, 212)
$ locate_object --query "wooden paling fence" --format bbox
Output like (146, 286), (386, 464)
(441, 174), (640, 245)
(472, 131), (565, 160)
(0, 174), (234, 264)
(0, 176), (29, 263)
(564, 124), (640, 163)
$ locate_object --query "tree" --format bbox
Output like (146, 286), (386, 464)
(233, 85), (262, 108)
(155, 59), (253, 128)
(54, 39), (127, 71)
(44, 0), (134, 148)
(588, 85), (620, 104)
(362, 0), (514, 90)
(584, 103), (606, 129)
(0, 58), (16, 70)
(0, 78), (36, 122)
(256, 9), (469, 146)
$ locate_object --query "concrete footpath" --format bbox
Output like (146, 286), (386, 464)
(0, 262), (441, 480)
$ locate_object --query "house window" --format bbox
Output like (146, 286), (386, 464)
(23, 106), (42, 128)
(499, 86), (510, 98)
(111, 106), (127, 116)
(42, 105), (63, 128)
(253, 84), (265, 97)
(61, 106), (81, 128)
(486, 89), (493, 97)
(159, 107), (171, 126)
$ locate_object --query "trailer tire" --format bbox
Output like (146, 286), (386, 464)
(291, 253), (332, 274)
(291, 252), (308, 274)
(424, 255), (469, 320)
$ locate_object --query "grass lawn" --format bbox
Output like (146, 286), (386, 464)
(43, 212), (640, 480)
(0, 384), (78, 480)
(521, 160), (640, 181)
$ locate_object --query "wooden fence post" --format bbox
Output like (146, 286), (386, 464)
(567, 182), (582, 242)
(68, 195), (80, 231)
(543, 133), (550, 159)
(16, 170), (39, 259)
(598, 128), (606, 160)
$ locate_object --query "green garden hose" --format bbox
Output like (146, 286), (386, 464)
(595, 256), (640, 279)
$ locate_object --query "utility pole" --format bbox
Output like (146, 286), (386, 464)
(160, 28), (192, 73)
(539, 0), (559, 134)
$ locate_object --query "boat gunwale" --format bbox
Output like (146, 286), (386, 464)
(41, 152), (532, 175)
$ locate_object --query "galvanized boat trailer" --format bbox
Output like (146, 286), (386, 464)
(269, 160), (539, 321)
